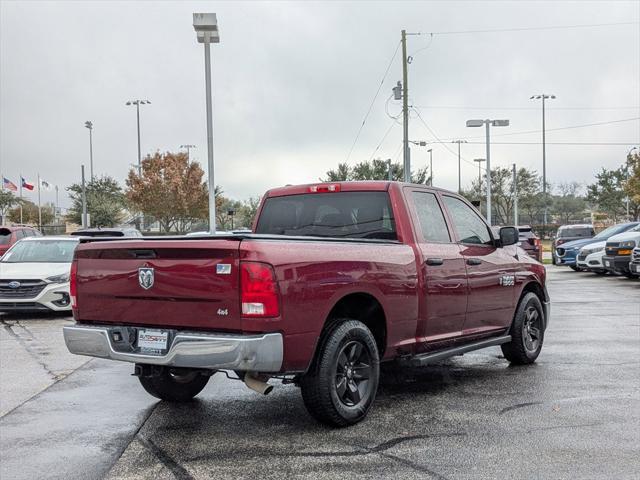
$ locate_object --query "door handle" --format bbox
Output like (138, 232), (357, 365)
(466, 258), (482, 266)
(425, 258), (444, 266)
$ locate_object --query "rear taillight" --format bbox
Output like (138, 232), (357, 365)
(241, 262), (279, 317)
(70, 260), (78, 309)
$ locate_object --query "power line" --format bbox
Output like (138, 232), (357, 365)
(413, 105), (640, 111)
(345, 41), (401, 164)
(410, 21), (639, 36)
(463, 141), (639, 146)
(368, 121), (398, 161)
(440, 117), (640, 141)
(411, 106), (484, 170)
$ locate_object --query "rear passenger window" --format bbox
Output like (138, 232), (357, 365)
(411, 192), (450, 243)
(442, 196), (493, 245)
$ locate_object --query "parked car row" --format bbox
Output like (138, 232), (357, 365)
(0, 227), (142, 313)
(554, 222), (640, 278)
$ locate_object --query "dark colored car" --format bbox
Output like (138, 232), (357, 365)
(518, 226), (542, 262)
(70, 227), (142, 238)
(63, 182), (549, 427)
(551, 224), (595, 265)
(556, 222), (640, 270)
(0, 225), (42, 257)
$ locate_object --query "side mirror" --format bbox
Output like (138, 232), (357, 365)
(498, 226), (519, 247)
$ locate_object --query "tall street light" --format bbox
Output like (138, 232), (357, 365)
(84, 121), (94, 180)
(180, 144), (197, 163)
(126, 99), (151, 169)
(451, 140), (467, 193)
(427, 149), (433, 186)
(466, 119), (510, 224)
(409, 140), (428, 184)
(193, 13), (220, 233)
(530, 94), (555, 226)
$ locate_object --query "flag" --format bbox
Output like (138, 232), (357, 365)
(40, 179), (52, 190)
(21, 177), (34, 191)
(3, 177), (18, 191)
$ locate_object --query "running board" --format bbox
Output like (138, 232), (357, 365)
(408, 335), (512, 367)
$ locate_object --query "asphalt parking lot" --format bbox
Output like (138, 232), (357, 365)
(1, 266), (638, 480)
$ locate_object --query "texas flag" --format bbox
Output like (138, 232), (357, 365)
(3, 177), (18, 191)
(21, 177), (34, 190)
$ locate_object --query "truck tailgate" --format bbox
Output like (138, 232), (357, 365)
(74, 239), (241, 331)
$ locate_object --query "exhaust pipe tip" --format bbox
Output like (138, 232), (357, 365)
(244, 373), (273, 395)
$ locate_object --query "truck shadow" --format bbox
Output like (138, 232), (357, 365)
(134, 353), (533, 471)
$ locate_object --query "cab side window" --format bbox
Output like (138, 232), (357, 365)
(411, 191), (451, 243)
(442, 196), (493, 246)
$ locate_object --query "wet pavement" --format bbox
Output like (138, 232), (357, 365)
(1, 266), (638, 479)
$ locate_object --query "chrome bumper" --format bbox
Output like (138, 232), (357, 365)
(63, 324), (283, 372)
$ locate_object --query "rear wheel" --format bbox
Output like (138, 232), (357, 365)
(501, 292), (545, 365)
(300, 319), (380, 427)
(138, 366), (211, 402)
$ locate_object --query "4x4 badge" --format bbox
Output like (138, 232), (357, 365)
(138, 267), (154, 290)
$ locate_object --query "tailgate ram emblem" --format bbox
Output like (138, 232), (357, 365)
(138, 267), (154, 290)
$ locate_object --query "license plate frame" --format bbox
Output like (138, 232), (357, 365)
(137, 329), (169, 354)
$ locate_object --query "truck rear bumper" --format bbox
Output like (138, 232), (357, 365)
(63, 324), (283, 372)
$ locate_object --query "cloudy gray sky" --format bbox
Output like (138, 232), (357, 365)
(1, 0), (639, 209)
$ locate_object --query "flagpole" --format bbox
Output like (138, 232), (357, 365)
(19, 173), (23, 224)
(37, 173), (42, 230)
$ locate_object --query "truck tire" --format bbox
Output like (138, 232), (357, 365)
(501, 292), (545, 365)
(138, 366), (210, 402)
(300, 319), (380, 427)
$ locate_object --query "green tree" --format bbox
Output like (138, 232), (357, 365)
(461, 167), (542, 225)
(586, 166), (636, 221)
(126, 152), (208, 233)
(67, 176), (126, 227)
(0, 190), (18, 223)
(322, 158), (429, 184)
(551, 182), (587, 224)
(8, 199), (54, 226)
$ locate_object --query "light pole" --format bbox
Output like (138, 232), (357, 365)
(193, 13), (220, 233)
(81, 165), (88, 228)
(466, 119), (509, 225)
(84, 121), (94, 180)
(387, 158), (392, 181)
(627, 146), (638, 218)
(427, 149), (433, 186)
(180, 144), (197, 163)
(409, 141), (428, 184)
(451, 140), (467, 193)
(126, 100), (151, 169)
(512, 163), (518, 226)
(474, 158), (486, 201)
(531, 94), (555, 225)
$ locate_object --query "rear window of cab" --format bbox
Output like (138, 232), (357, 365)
(256, 191), (397, 240)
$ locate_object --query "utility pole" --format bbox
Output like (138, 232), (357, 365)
(401, 30), (410, 182)
(81, 165), (88, 228)
(512, 163), (518, 226)
(451, 140), (467, 193)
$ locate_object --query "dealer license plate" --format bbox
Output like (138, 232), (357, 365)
(137, 329), (168, 352)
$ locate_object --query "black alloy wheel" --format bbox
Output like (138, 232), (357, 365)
(335, 341), (372, 407)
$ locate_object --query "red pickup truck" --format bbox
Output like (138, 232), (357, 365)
(64, 182), (549, 426)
